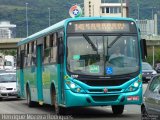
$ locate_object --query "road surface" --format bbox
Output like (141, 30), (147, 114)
(0, 84), (148, 120)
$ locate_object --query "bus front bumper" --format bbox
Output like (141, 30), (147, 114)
(64, 88), (142, 107)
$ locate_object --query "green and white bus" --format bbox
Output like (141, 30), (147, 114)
(17, 17), (147, 115)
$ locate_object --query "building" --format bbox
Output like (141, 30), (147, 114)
(84, 0), (128, 17)
(137, 14), (158, 36)
(0, 21), (16, 39)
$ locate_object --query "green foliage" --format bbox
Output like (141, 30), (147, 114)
(0, 0), (160, 61)
(0, 0), (159, 37)
(0, 0), (82, 37)
(145, 47), (160, 66)
(0, 50), (16, 56)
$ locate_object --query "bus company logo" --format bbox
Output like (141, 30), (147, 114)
(103, 88), (108, 93)
(69, 4), (82, 18)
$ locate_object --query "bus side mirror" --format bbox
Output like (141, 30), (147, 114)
(140, 39), (147, 60)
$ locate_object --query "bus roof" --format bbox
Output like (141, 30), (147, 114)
(17, 17), (136, 46)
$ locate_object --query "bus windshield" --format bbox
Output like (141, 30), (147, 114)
(67, 34), (139, 76)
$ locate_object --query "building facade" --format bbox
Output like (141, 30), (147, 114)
(0, 21), (16, 39)
(137, 14), (158, 36)
(84, 0), (128, 17)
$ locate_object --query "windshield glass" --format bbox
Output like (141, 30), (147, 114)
(5, 61), (12, 66)
(67, 34), (139, 76)
(0, 74), (16, 82)
(142, 62), (152, 70)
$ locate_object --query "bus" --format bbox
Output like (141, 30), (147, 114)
(17, 17), (147, 115)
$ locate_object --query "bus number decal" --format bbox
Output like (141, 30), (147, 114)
(71, 75), (78, 78)
(73, 55), (80, 60)
(89, 65), (100, 73)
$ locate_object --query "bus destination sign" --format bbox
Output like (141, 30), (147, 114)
(67, 21), (136, 33)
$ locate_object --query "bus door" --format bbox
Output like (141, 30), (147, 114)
(20, 50), (25, 97)
(36, 44), (43, 102)
(57, 31), (65, 104)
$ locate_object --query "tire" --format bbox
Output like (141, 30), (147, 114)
(141, 105), (151, 120)
(17, 96), (20, 99)
(26, 87), (35, 107)
(112, 105), (124, 115)
(51, 88), (66, 115)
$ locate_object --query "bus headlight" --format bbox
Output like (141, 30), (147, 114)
(134, 82), (139, 87)
(66, 81), (86, 93)
(126, 80), (141, 92)
(70, 83), (76, 89)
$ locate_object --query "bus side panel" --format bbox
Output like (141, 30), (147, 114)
(24, 67), (38, 101)
(16, 69), (23, 97)
(57, 64), (63, 105)
(42, 64), (58, 104)
(36, 45), (43, 102)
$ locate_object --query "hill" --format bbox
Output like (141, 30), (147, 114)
(0, 0), (159, 37)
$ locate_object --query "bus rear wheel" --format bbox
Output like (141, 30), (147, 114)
(112, 105), (124, 115)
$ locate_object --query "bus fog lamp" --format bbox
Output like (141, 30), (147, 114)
(76, 88), (81, 92)
(129, 87), (133, 91)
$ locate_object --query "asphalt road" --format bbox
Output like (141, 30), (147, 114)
(0, 83), (148, 120)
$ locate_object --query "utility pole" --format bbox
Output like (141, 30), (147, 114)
(121, 0), (123, 17)
(48, 7), (51, 26)
(25, 3), (28, 37)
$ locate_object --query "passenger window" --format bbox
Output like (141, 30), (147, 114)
(31, 41), (37, 66)
(50, 33), (57, 63)
(149, 76), (160, 93)
(43, 36), (51, 64)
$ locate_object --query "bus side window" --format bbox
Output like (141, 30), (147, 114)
(50, 33), (57, 63)
(57, 31), (64, 64)
(24, 44), (27, 67)
(17, 47), (21, 69)
(31, 41), (37, 65)
(20, 51), (25, 69)
(43, 36), (51, 64)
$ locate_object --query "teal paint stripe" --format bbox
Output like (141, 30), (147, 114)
(20, 69), (24, 97)
(37, 45), (43, 101)
(57, 64), (62, 104)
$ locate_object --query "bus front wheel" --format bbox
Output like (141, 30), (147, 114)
(26, 87), (35, 107)
(51, 89), (65, 115)
(112, 105), (124, 115)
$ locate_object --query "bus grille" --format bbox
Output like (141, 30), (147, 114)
(92, 95), (119, 102)
(88, 89), (122, 93)
(81, 79), (128, 86)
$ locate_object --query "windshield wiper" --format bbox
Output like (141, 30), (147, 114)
(83, 34), (98, 52)
(108, 34), (122, 48)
